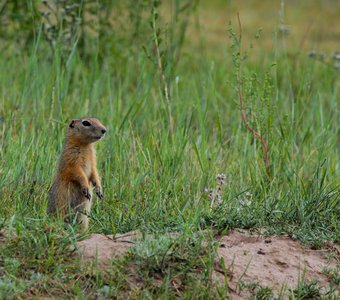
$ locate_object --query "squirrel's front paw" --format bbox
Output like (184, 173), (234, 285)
(95, 186), (103, 199)
(82, 187), (91, 200)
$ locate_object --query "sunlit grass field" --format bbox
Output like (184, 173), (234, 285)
(0, 0), (339, 298)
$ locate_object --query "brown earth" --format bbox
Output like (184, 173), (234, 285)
(77, 229), (339, 298)
(76, 231), (141, 269)
(213, 230), (339, 299)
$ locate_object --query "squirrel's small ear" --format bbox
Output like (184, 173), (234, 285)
(69, 120), (75, 128)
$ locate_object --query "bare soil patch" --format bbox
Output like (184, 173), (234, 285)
(77, 229), (338, 298)
(76, 231), (141, 269)
(214, 230), (338, 298)
(76, 231), (180, 268)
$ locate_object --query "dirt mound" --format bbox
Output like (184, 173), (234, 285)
(77, 230), (338, 297)
(76, 231), (141, 268)
(214, 230), (338, 298)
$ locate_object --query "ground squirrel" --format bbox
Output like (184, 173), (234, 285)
(47, 117), (106, 231)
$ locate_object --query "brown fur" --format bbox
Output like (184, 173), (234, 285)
(47, 117), (106, 231)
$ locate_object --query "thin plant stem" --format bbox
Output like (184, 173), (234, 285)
(151, 5), (174, 137)
(236, 13), (270, 173)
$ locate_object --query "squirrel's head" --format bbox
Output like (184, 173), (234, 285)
(67, 118), (107, 145)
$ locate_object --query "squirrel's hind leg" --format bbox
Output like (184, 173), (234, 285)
(74, 198), (92, 231)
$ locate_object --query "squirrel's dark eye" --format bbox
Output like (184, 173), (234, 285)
(82, 120), (91, 127)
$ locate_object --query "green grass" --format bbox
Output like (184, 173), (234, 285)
(0, 0), (339, 298)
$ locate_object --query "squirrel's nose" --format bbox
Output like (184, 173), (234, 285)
(101, 128), (106, 134)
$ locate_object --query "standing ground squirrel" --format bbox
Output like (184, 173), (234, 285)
(47, 117), (106, 231)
